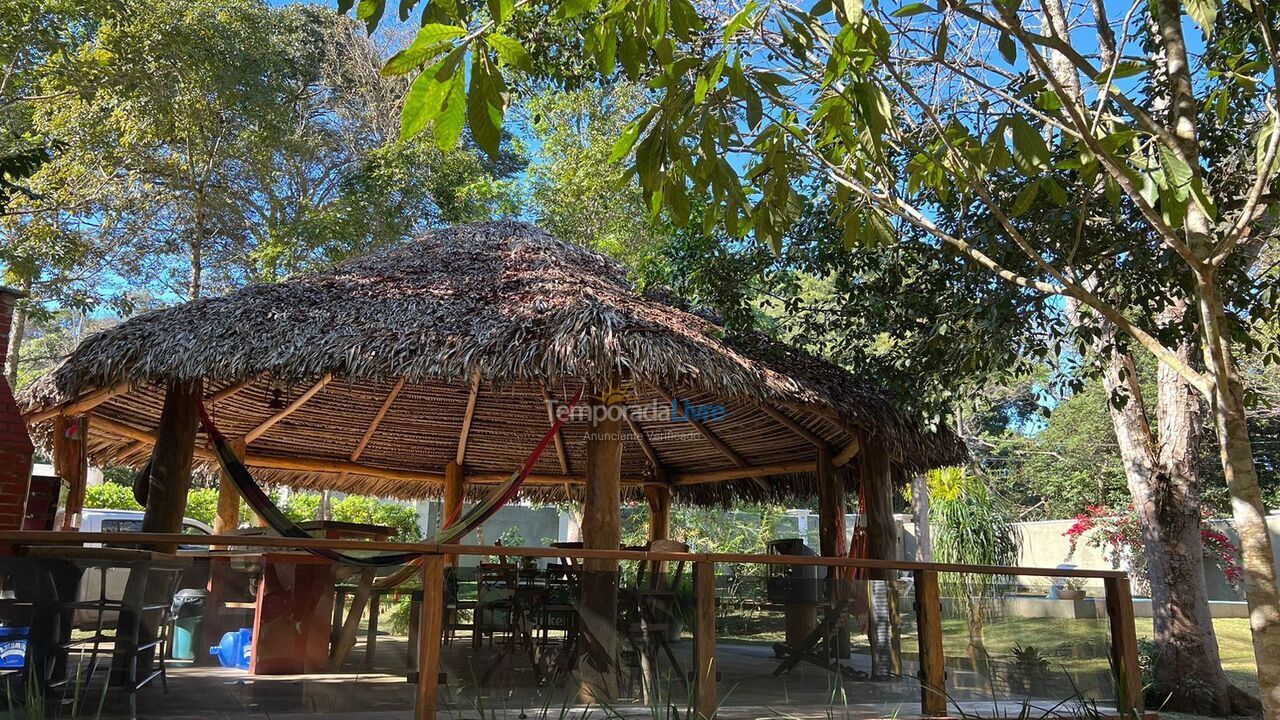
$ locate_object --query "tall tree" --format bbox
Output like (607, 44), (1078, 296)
(360, 0), (1280, 711)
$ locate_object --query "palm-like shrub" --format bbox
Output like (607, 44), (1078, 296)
(929, 466), (1019, 667)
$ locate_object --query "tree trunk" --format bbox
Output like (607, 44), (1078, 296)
(4, 276), (30, 388)
(141, 379), (202, 549)
(189, 236), (202, 300)
(1196, 280), (1280, 718)
(1068, 289), (1256, 714)
(1101, 333), (1260, 714)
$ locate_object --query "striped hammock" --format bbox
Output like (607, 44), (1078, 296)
(194, 386), (583, 566)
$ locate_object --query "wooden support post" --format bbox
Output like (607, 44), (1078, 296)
(815, 447), (846, 558)
(141, 380), (202, 551)
(692, 561), (717, 720)
(645, 475), (671, 543)
(1105, 576), (1143, 717)
(442, 461), (464, 566)
(911, 473), (933, 563)
(331, 568), (376, 670)
(815, 446), (850, 656)
(579, 386), (622, 703)
(213, 438), (245, 541)
(53, 414), (89, 530)
(860, 433), (901, 679)
(913, 569), (947, 717)
(415, 554), (446, 720)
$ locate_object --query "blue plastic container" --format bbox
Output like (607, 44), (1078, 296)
(0, 626), (28, 669)
(209, 628), (252, 670)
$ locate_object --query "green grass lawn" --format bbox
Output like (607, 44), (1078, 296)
(937, 615), (1260, 710)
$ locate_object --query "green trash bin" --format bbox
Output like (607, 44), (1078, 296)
(171, 589), (206, 660)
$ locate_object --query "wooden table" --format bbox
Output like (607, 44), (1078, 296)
(202, 522), (399, 675)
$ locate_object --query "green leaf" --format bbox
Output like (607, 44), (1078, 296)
(1040, 176), (1067, 205)
(997, 32), (1016, 63)
(466, 53), (507, 157)
(1010, 180), (1040, 216)
(1157, 144), (1194, 201)
(840, 0), (863, 24)
(485, 33), (533, 72)
(434, 70), (467, 151)
(399, 53), (461, 140)
(357, 0), (386, 32)
(891, 2), (933, 16)
(398, 0), (418, 20)
(1183, 0), (1217, 36)
(383, 24), (466, 75)
(722, 1), (760, 42)
(1257, 115), (1279, 181)
(1008, 116), (1050, 174)
(487, 0), (514, 23)
(610, 120), (643, 163)
(933, 20), (949, 58)
(666, 177), (691, 227)
(1093, 60), (1148, 82)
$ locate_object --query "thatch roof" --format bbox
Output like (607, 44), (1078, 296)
(20, 221), (964, 504)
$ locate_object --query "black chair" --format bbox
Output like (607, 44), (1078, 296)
(29, 547), (189, 720)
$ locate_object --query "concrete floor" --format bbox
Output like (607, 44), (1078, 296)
(24, 635), (1117, 720)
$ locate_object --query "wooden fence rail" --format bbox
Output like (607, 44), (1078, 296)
(0, 531), (1142, 720)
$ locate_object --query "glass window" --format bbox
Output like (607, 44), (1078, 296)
(100, 519), (143, 533)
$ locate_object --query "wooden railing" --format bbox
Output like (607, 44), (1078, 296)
(0, 531), (1143, 720)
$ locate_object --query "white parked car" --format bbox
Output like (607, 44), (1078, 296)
(74, 509), (212, 625)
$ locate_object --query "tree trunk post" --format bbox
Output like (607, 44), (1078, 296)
(693, 560), (717, 720)
(579, 385), (622, 702)
(913, 569), (946, 716)
(645, 474), (671, 543)
(911, 473), (932, 563)
(213, 437), (245, 543)
(415, 553), (445, 720)
(1105, 575), (1144, 717)
(861, 433), (901, 679)
(814, 446), (851, 656)
(141, 379), (203, 550)
(442, 461), (464, 565)
(54, 414), (89, 531)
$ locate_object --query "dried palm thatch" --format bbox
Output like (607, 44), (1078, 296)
(20, 221), (964, 504)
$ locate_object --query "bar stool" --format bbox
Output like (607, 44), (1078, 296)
(27, 547), (190, 720)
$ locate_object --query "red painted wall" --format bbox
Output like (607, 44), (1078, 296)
(0, 288), (34, 531)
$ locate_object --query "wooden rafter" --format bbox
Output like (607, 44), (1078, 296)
(26, 382), (131, 423)
(672, 461), (815, 485)
(243, 373), (334, 444)
(654, 386), (769, 492)
(623, 409), (662, 469)
(541, 385), (571, 475)
(455, 371), (480, 465)
(209, 378), (255, 405)
(90, 413), (442, 484)
(350, 378), (405, 462)
(761, 403), (829, 449)
(833, 436), (861, 467)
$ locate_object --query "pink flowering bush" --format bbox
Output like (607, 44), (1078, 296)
(1065, 504), (1243, 595)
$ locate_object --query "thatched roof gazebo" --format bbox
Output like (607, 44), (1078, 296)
(22, 220), (962, 559)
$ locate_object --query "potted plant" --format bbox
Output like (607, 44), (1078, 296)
(1008, 643), (1052, 695)
(1057, 578), (1087, 600)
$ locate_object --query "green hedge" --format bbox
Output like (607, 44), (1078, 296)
(85, 482), (422, 539)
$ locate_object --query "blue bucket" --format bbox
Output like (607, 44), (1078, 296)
(0, 626), (29, 669)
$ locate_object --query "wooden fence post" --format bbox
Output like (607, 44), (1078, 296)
(1105, 575), (1143, 717)
(693, 561), (717, 720)
(913, 569), (947, 717)
(415, 554), (446, 720)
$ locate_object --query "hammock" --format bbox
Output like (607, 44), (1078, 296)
(193, 386), (584, 567)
